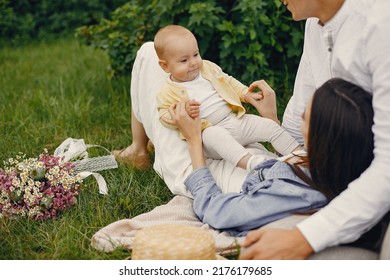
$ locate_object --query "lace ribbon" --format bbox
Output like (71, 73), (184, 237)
(54, 138), (118, 195)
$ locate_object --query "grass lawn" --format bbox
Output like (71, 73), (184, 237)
(0, 38), (174, 259)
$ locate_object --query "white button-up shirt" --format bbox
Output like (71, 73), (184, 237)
(282, 0), (390, 252)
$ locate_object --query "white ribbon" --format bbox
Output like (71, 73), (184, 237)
(78, 172), (108, 195)
(54, 138), (118, 195)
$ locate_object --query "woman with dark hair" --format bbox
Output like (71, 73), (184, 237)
(304, 79), (374, 199)
(167, 78), (374, 236)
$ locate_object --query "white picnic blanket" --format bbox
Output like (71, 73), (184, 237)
(91, 195), (306, 256)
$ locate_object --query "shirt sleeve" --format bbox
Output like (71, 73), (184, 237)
(282, 21), (317, 145)
(211, 61), (248, 101)
(297, 5), (390, 252)
(297, 165), (390, 251)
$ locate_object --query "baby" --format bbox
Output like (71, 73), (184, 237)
(155, 25), (301, 169)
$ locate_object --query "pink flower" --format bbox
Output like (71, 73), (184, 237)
(0, 152), (82, 221)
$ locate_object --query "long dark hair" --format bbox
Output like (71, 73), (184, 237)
(306, 78), (374, 199)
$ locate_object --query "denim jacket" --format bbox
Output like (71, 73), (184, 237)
(184, 159), (328, 236)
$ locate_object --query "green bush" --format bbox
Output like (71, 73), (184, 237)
(0, 0), (128, 43)
(76, 0), (304, 97)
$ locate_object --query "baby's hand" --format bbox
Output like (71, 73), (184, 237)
(185, 99), (200, 118)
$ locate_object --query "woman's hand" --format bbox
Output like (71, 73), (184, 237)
(243, 80), (279, 124)
(238, 227), (314, 260)
(168, 101), (206, 169)
(167, 101), (202, 142)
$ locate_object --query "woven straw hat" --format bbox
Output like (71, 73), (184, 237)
(131, 224), (220, 260)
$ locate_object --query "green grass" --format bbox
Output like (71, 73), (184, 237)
(0, 38), (174, 259)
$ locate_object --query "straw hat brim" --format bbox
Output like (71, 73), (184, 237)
(127, 254), (226, 260)
(131, 224), (221, 260)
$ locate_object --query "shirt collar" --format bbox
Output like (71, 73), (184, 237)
(320, 0), (351, 33)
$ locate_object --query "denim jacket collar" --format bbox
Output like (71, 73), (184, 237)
(253, 159), (310, 185)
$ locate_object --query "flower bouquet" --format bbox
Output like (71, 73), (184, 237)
(0, 138), (118, 221)
(0, 150), (83, 221)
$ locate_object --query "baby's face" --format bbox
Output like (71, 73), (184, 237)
(163, 34), (203, 82)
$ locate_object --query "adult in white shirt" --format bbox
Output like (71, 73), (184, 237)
(239, 0), (390, 259)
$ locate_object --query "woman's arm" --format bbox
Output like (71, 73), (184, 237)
(167, 101), (205, 169)
(185, 164), (326, 232)
(184, 167), (276, 231)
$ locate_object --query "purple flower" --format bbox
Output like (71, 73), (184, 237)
(1, 152), (82, 221)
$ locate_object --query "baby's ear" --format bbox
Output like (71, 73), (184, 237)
(158, 59), (170, 73)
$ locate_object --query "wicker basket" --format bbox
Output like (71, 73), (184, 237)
(131, 224), (218, 260)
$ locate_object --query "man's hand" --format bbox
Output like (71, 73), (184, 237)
(243, 80), (279, 124)
(239, 227), (314, 260)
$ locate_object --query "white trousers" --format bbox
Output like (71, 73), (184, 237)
(203, 113), (299, 166)
(130, 42), (277, 197)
